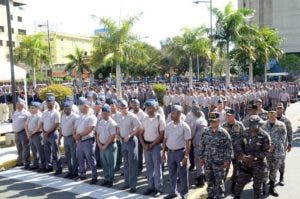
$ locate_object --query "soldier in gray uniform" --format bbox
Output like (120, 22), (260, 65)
(118, 99), (141, 193)
(199, 112), (232, 199)
(40, 95), (62, 174)
(96, 104), (117, 187)
(13, 98), (30, 169)
(276, 102), (293, 186)
(234, 115), (270, 199)
(162, 105), (191, 199)
(256, 99), (268, 121)
(262, 109), (287, 197)
(25, 101), (45, 171)
(222, 108), (245, 194)
(74, 98), (98, 184)
(59, 100), (79, 179)
(140, 99), (165, 197)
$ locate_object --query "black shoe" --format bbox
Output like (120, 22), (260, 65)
(143, 188), (155, 195)
(16, 163), (23, 167)
(279, 172), (285, 186)
(164, 193), (178, 199)
(37, 168), (45, 173)
(29, 166), (39, 170)
(177, 178), (180, 183)
(23, 165), (30, 170)
(90, 178), (98, 185)
(64, 173), (73, 178)
(114, 167), (120, 172)
(195, 175), (205, 187)
(54, 170), (62, 175)
(79, 176), (86, 181)
(45, 167), (53, 173)
(231, 181), (236, 194)
(153, 190), (163, 197)
(70, 173), (78, 179)
(129, 188), (137, 193)
(233, 196), (240, 199)
(122, 185), (129, 190)
(106, 182), (113, 188)
(101, 180), (109, 186)
(188, 165), (194, 171)
(269, 180), (279, 197)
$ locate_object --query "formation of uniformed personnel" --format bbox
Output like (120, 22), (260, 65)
(40, 95), (62, 174)
(96, 104), (117, 187)
(276, 102), (293, 186)
(199, 112), (232, 199)
(139, 99), (165, 197)
(234, 115), (270, 199)
(262, 109), (287, 197)
(25, 101), (45, 171)
(59, 100), (79, 178)
(74, 98), (98, 184)
(162, 105), (191, 199)
(13, 98), (30, 168)
(118, 99), (141, 193)
(222, 108), (245, 194)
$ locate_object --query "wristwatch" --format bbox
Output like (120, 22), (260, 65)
(184, 155), (189, 159)
(254, 157), (258, 161)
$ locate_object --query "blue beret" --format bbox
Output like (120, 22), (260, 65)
(131, 99), (140, 105)
(106, 98), (117, 105)
(16, 97), (26, 105)
(46, 95), (55, 102)
(78, 97), (90, 106)
(118, 99), (128, 108)
(30, 101), (41, 107)
(171, 105), (182, 112)
(145, 99), (158, 107)
(64, 100), (73, 108)
(65, 96), (74, 101)
(46, 92), (54, 97)
(102, 104), (111, 112)
(95, 100), (102, 106)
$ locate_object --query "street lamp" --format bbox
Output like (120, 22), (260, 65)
(38, 20), (52, 79)
(193, 0), (213, 80)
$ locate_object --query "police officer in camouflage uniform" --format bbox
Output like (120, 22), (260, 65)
(242, 101), (259, 128)
(262, 109), (287, 197)
(222, 108), (245, 194)
(234, 115), (270, 199)
(276, 102), (293, 186)
(199, 112), (233, 199)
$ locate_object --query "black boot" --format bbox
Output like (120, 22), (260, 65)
(233, 196), (240, 199)
(231, 181), (236, 194)
(279, 172), (285, 186)
(269, 180), (279, 197)
(195, 175), (205, 187)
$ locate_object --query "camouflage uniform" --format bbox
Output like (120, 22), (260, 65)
(199, 126), (233, 199)
(234, 127), (270, 199)
(262, 120), (287, 183)
(222, 120), (245, 183)
(258, 109), (268, 121)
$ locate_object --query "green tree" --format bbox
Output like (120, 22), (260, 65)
(14, 33), (49, 88)
(65, 47), (91, 88)
(91, 16), (147, 97)
(279, 54), (300, 72)
(213, 2), (254, 86)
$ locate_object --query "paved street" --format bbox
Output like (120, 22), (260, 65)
(0, 102), (300, 199)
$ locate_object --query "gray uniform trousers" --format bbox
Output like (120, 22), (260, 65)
(15, 130), (30, 166)
(115, 140), (123, 170)
(30, 132), (45, 168)
(43, 131), (62, 171)
(76, 138), (97, 179)
(144, 144), (163, 192)
(167, 149), (189, 197)
(64, 135), (78, 175)
(122, 136), (138, 189)
(100, 142), (117, 183)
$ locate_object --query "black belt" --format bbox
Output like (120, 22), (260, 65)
(121, 136), (134, 142)
(15, 129), (25, 134)
(144, 140), (154, 145)
(64, 135), (73, 137)
(81, 137), (95, 142)
(167, 148), (184, 152)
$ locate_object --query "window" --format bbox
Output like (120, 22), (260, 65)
(0, 26), (4, 32)
(0, 40), (3, 46)
(18, 29), (26, 35)
(11, 28), (14, 34)
(6, 41), (15, 47)
(17, 16), (22, 22)
(10, 15), (13, 20)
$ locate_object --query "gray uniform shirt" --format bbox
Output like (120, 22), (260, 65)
(165, 120), (191, 150)
(12, 109), (30, 133)
(96, 117), (117, 144)
(41, 109), (61, 132)
(26, 112), (42, 133)
(118, 112), (141, 138)
(61, 113), (79, 136)
(75, 113), (97, 140)
(142, 114), (166, 142)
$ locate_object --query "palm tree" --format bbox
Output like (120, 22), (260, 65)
(91, 16), (147, 97)
(14, 33), (49, 88)
(65, 47), (91, 87)
(166, 27), (211, 88)
(213, 2), (254, 86)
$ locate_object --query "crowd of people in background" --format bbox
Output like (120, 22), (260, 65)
(3, 80), (299, 199)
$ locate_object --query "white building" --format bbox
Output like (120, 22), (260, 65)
(239, 0), (300, 54)
(0, 0), (27, 62)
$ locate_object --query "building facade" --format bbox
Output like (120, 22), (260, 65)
(238, 0), (300, 54)
(0, 0), (27, 62)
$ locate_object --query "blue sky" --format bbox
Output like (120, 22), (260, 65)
(24, 0), (236, 47)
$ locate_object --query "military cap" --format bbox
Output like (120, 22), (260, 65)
(46, 95), (55, 102)
(225, 108), (235, 115)
(249, 115), (264, 128)
(276, 102), (284, 108)
(145, 99), (158, 107)
(30, 101), (41, 108)
(63, 100), (73, 108)
(106, 98), (117, 105)
(171, 105), (182, 113)
(130, 99), (140, 105)
(209, 112), (220, 121)
(118, 99), (128, 108)
(102, 104), (111, 112)
(65, 96), (74, 101)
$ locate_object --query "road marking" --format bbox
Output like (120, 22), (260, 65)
(0, 167), (149, 199)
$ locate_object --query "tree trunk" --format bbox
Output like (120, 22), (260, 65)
(264, 63), (268, 83)
(33, 67), (36, 89)
(116, 62), (122, 98)
(225, 42), (230, 87)
(189, 56), (193, 88)
(249, 62), (253, 84)
(79, 73), (83, 88)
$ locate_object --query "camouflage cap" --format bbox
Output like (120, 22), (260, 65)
(209, 112), (220, 121)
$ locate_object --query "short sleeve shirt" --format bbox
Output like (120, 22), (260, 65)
(26, 112), (42, 132)
(165, 120), (191, 150)
(61, 113), (79, 136)
(12, 109), (30, 133)
(41, 109), (61, 132)
(75, 113), (97, 140)
(96, 118), (117, 144)
(118, 112), (141, 138)
(142, 114), (166, 142)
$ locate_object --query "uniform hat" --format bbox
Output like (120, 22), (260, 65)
(256, 99), (262, 103)
(95, 100), (102, 106)
(78, 97), (90, 106)
(65, 96), (74, 101)
(118, 99), (128, 108)
(247, 101), (258, 110)
(217, 97), (223, 104)
(30, 101), (41, 108)
(46, 95), (55, 102)
(171, 105), (182, 113)
(102, 104), (111, 112)
(268, 108), (277, 114)
(106, 98), (117, 105)
(145, 99), (158, 107)
(276, 102), (284, 108)
(209, 112), (220, 121)
(225, 108), (235, 115)
(249, 115), (264, 128)
(130, 99), (140, 105)
(46, 92), (54, 97)
(63, 100), (73, 108)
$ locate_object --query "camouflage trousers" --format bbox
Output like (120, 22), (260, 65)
(279, 151), (287, 174)
(235, 162), (268, 199)
(267, 155), (283, 182)
(205, 161), (226, 199)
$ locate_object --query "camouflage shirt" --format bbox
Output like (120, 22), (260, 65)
(198, 126), (233, 165)
(262, 120), (287, 157)
(222, 120), (245, 158)
(278, 115), (293, 146)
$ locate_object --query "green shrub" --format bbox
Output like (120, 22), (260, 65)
(152, 83), (166, 106)
(39, 84), (73, 103)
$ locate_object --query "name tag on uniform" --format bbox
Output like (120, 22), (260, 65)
(243, 138), (248, 145)
(256, 142), (262, 146)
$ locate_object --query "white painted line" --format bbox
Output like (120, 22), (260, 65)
(0, 167), (150, 199)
